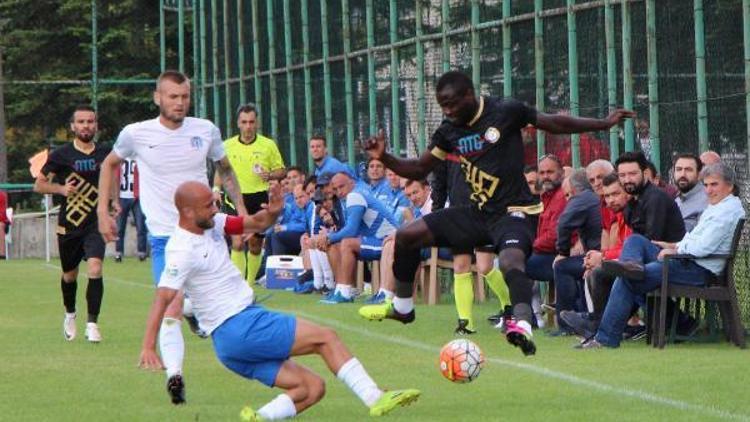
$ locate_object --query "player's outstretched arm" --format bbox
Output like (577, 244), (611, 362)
(363, 129), (439, 180)
(241, 183), (284, 232)
(96, 152), (123, 242)
(534, 109), (635, 134)
(215, 156), (248, 215)
(139, 287), (178, 371)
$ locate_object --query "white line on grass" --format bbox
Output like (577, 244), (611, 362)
(295, 311), (750, 422)
(38, 262), (748, 421)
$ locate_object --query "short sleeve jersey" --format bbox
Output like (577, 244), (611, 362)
(158, 213), (255, 334)
(41, 142), (111, 235)
(224, 134), (285, 194)
(429, 96), (540, 214)
(113, 117), (225, 236)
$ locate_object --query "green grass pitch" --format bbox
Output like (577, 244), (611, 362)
(2, 258), (749, 421)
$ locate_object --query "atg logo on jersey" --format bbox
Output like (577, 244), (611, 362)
(457, 134), (483, 155)
(74, 158), (97, 172)
(190, 136), (203, 150)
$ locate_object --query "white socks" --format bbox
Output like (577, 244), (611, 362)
(335, 284), (353, 299)
(258, 393), (297, 420)
(381, 289), (394, 300)
(159, 317), (184, 378)
(336, 358), (383, 407)
(310, 249), (324, 289)
(319, 251), (334, 289)
(393, 297), (414, 314)
(310, 250), (334, 289)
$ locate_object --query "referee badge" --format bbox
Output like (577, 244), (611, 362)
(484, 127), (501, 143)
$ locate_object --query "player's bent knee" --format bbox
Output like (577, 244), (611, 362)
(307, 375), (326, 404)
(318, 327), (341, 347)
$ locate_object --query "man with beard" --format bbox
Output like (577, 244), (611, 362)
(358, 71), (634, 355)
(615, 151), (684, 243)
(34, 105), (110, 344)
(524, 155), (568, 333)
(560, 173), (634, 340)
(673, 153), (708, 232)
(96, 70), (246, 405)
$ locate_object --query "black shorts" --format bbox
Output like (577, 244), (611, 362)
(58, 226), (105, 272)
(224, 191), (269, 239)
(224, 191), (270, 216)
(422, 206), (534, 257)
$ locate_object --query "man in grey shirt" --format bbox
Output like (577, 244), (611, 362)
(673, 153), (708, 232)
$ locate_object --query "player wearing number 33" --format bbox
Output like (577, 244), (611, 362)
(358, 71), (635, 356)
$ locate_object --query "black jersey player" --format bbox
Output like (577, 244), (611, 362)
(34, 105), (111, 343)
(359, 71), (634, 355)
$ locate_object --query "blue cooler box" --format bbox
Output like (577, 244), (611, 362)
(265, 255), (305, 289)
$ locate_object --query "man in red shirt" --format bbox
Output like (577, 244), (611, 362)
(560, 173), (632, 339)
(525, 155), (567, 315)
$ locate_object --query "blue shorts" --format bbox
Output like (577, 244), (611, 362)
(211, 305), (297, 387)
(359, 235), (385, 261)
(149, 235), (170, 285)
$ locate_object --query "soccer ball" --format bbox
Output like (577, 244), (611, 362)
(439, 339), (485, 383)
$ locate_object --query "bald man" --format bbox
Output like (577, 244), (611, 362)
(139, 181), (419, 420)
(700, 150), (721, 166)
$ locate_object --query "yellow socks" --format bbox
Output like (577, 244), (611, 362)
(230, 250), (247, 278)
(484, 268), (510, 309)
(246, 252), (262, 284)
(454, 272), (475, 330)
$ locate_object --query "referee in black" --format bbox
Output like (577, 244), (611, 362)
(34, 105), (112, 343)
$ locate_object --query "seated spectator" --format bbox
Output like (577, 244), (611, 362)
(385, 169), (410, 220)
(574, 162), (745, 349)
(268, 185), (311, 256)
(617, 151), (685, 243)
(313, 172), (399, 304)
(552, 170), (602, 335)
(285, 166), (306, 191)
(524, 165), (540, 197)
(402, 179), (432, 223)
(526, 155), (567, 294)
(300, 175), (339, 293)
(367, 158), (392, 205)
(700, 150), (721, 166)
(368, 179), (444, 306)
(673, 153), (708, 232)
(585, 159), (617, 248)
(644, 160), (678, 199)
(0, 190), (8, 260)
(559, 173), (633, 339)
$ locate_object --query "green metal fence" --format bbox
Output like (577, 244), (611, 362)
(164, 1), (749, 174)
(158, 0), (750, 326)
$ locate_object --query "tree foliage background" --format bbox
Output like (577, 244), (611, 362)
(1, 0), (189, 184)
